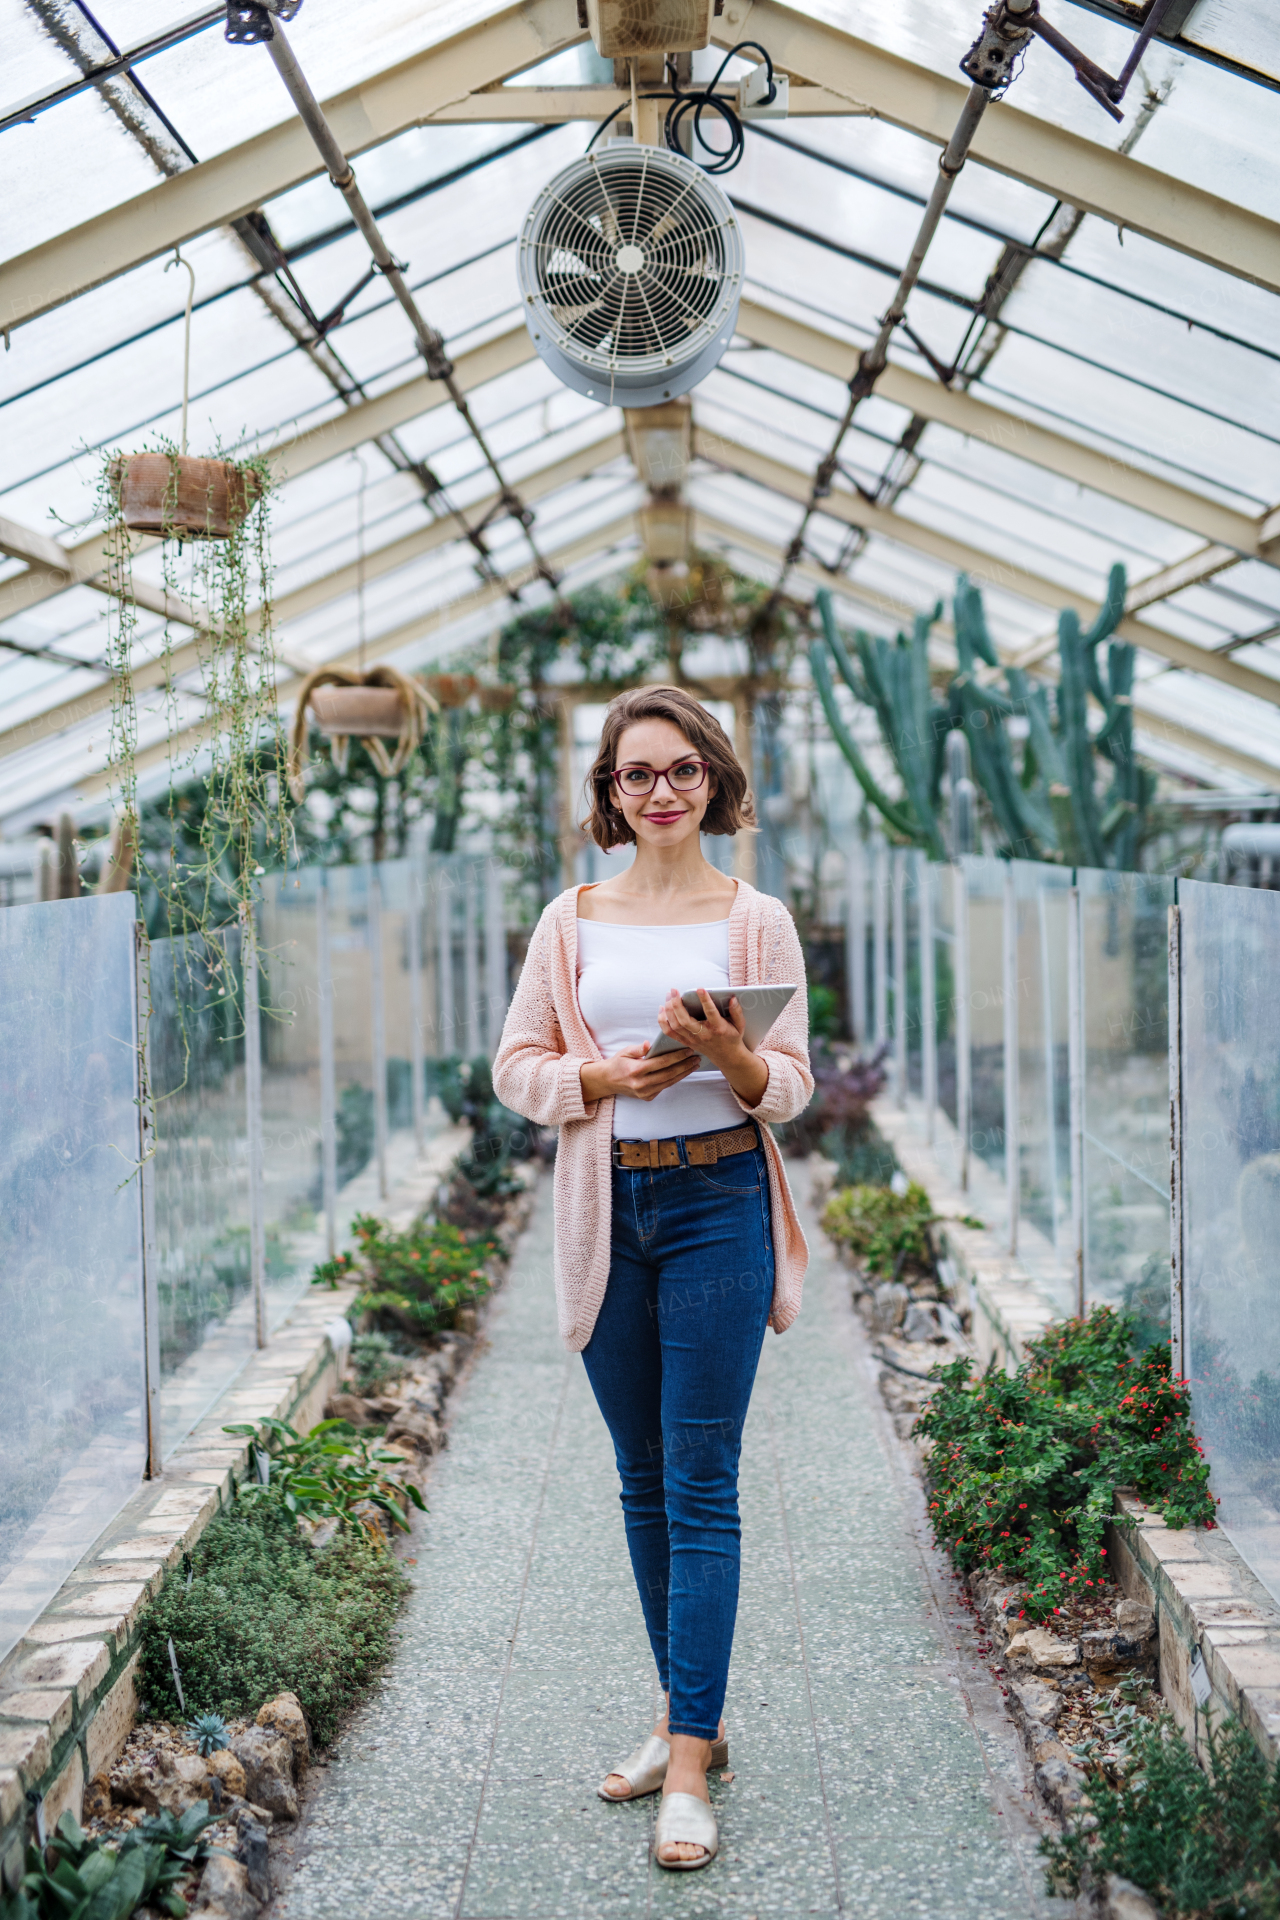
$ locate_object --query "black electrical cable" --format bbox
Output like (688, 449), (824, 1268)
(584, 43), (774, 175)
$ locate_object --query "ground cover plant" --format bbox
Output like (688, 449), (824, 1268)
(1043, 1709), (1280, 1918)
(915, 1306), (1216, 1620)
(822, 1179), (937, 1279)
(313, 1212), (496, 1334)
(0, 1804), (218, 1920)
(141, 1500), (407, 1746)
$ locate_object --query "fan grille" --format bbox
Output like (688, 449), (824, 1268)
(522, 148), (739, 379)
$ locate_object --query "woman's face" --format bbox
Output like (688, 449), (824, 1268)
(609, 718), (716, 850)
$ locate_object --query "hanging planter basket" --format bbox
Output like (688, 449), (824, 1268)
(423, 672), (479, 709)
(109, 453), (262, 540)
(287, 666), (437, 800)
(478, 684), (518, 713)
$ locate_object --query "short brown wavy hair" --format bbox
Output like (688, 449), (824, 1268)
(581, 685), (758, 850)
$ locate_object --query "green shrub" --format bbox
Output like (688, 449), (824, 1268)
(1043, 1711), (1280, 1918)
(915, 1307), (1216, 1620)
(141, 1500), (408, 1746)
(314, 1213), (496, 1335)
(350, 1330), (407, 1397)
(821, 1180), (935, 1277)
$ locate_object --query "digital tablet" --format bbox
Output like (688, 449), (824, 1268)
(647, 984), (799, 1068)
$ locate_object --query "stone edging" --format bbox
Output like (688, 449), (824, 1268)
(0, 1281), (358, 1890)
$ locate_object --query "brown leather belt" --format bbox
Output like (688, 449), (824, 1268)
(611, 1123), (760, 1170)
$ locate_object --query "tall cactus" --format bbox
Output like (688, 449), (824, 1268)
(811, 589), (947, 858)
(811, 564), (1155, 871)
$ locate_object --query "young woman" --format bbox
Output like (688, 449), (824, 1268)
(493, 685), (812, 1871)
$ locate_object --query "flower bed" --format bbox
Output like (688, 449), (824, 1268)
(915, 1307), (1216, 1621)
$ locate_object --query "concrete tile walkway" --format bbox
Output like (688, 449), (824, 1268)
(279, 1171), (1068, 1920)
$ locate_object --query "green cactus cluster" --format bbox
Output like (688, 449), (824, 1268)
(810, 565), (1156, 871)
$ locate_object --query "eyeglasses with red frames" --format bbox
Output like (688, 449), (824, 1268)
(610, 758), (710, 798)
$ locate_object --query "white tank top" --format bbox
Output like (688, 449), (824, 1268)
(575, 918), (749, 1141)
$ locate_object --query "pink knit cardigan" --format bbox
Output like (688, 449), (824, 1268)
(493, 879), (814, 1352)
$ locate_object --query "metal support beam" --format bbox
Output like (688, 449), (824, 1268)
(735, 298), (1265, 556)
(429, 82), (854, 119)
(7, 0), (1280, 334)
(692, 428), (1280, 709)
(716, 0), (1280, 293)
(242, 919), (268, 1349)
(317, 874), (337, 1258)
(368, 862), (388, 1200)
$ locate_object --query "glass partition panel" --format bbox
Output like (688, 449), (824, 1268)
(0, 894), (145, 1663)
(149, 928), (253, 1455)
(1078, 869), (1172, 1318)
(325, 864), (377, 1193)
(1012, 861), (1074, 1313)
(427, 853), (486, 1062)
(1180, 879), (1280, 1603)
(933, 863), (958, 1129)
(905, 854), (922, 1098)
(258, 873), (327, 1325)
(962, 856), (1007, 1191)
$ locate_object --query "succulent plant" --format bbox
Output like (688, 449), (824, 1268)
(186, 1711), (231, 1757)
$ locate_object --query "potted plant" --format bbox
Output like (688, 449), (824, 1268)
(109, 451), (262, 540)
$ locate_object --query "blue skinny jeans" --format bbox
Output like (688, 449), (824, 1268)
(581, 1134), (774, 1740)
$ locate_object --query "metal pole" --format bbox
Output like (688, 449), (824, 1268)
(463, 862), (480, 1060)
(1167, 900), (1186, 1375)
(920, 854), (936, 1143)
(135, 924), (162, 1476)
(317, 875), (337, 1258)
(408, 874), (425, 1155)
(261, 23), (556, 589)
(437, 866), (455, 1061)
(242, 916), (268, 1348)
(1003, 861), (1020, 1257)
(1067, 883), (1086, 1316)
(955, 862), (971, 1194)
(368, 864), (388, 1201)
(893, 848), (907, 1106)
(873, 834), (888, 1047)
(845, 840), (867, 1045)
(484, 857), (508, 1057)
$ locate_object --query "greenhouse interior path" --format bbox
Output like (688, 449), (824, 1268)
(277, 1169), (1069, 1920)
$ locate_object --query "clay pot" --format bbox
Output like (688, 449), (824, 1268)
(309, 687), (405, 738)
(478, 685), (518, 713)
(424, 673), (479, 709)
(110, 453), (261, 539)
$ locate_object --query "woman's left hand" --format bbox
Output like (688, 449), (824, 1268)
(657, 989), (769, 1108)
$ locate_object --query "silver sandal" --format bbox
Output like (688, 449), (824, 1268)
(654, 1791), (719, 1870)
(597, 1733), (729, 1802)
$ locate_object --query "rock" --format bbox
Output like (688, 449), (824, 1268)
(1007, 1677), (1063, 1745)
(869, 1281), (910, 1333)
(1116, 1597), (1156, 1642)
(384, 1406), (442, 1453)
(1006, 1627), (1080, 1671)
(205, 1748), (247, 1799)
(113, 1749), (210, 1816)
(324, 1393), (368, 1427)
(256, 1693), (309, 1774)
(1105, 1874), (1162, 1919)
(235, 1812), (271, 1905)
(194, 1854), (262, 1920)
(82, 1770), (113, 1820)
(902, 1302), (938, 1343)
(935, 1302), (966, 1342)
(1033, 1741), (1087, 1817)
(230, 1728), (297, 1823)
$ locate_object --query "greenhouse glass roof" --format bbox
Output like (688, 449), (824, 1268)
(0, 0), (1277, 830)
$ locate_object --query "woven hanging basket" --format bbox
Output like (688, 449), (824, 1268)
(109, 453), (261, 540)
(288, 666), (437, 801)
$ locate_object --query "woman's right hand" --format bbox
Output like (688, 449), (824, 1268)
(580, 1042), (699, 1105)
